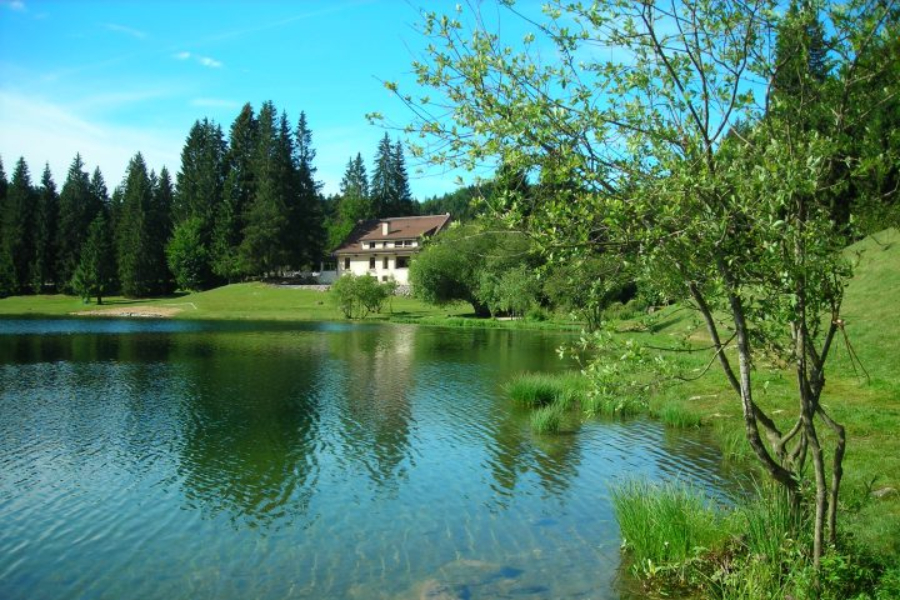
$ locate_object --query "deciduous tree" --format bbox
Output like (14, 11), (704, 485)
(392, 0), (898, 566)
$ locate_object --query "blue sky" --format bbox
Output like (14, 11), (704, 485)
(0, 0), (499, 198)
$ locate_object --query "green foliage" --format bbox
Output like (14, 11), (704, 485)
(56, 154), (102, 292)
(0, 157), (36, 295)
(213, 103), (257, 282)
(330, 274), (393, 319)
(30, 164), (58, 293)
(370, 133), (415, 218)
(328, 153), (372, 251)
(419, 182), (489, 221)
(174, 118), (226, 288)
(290, 111), (325, 268)
(71, 212), (115, 304)
(117, 153), (172, 297)
(494, 264), (540, 318)
(396, 0), (900, 569)
(410, 221), (539, 317)
(166, 217), (210, 292)
(239, 102), (291, 276)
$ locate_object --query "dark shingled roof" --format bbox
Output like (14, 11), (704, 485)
(333, 214), (451, 255)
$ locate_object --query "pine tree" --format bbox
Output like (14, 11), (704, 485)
(56, 154), (99, 291)
(370, 133), (394, 218)
(0, 157), (12, 296)
(292, 111), (325, 268)
(0, 158), (37, 294)
(71, 212), (115, 304)
(90, 168), (109, 210)
(0, 157), (7, 251)
(30, 164), (59, 292)
(176, 120), (227, 225)
(370, 134), (416, 217)
(391, 140), (415, 216)
(150, 167), (175, 294)
(213, 103), (257, 281)
(117, 153), (156, 297)
(240, 101), (289, 276)
(174, 118), (226, 288)
(329, 153), (372, 250)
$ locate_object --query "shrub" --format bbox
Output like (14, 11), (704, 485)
(330, 274), (393, 319)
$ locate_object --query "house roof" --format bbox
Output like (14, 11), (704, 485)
(333, 214), (451, 255)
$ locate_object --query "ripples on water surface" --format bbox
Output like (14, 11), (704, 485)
(0, 318), (744, 599)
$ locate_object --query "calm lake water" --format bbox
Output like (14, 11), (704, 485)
(0, 319), (743, 599)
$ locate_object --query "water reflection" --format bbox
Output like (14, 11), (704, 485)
(0, 319), (746, 600)
(326, 326), (416, 492)
(174, 338), (325, 528)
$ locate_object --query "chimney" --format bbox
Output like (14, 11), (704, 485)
(382, 221), (390, 236)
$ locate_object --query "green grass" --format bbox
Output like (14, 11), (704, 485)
(0, 282), (584, 331)
(612, 480), (727, 571)
(505, 371), (589, 409)
(530, 403), (565, 434)
(0, 282), (472, 322)
(654, 402), (703, 428)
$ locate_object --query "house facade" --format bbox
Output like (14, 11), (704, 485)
(330, 214), (451, 285)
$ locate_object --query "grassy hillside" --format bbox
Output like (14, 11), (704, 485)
(637, 228), (900, 556)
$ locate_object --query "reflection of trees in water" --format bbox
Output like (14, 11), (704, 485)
(406, 327), (586, 503)
(173, 334), (325, 529)
(328, 326), (415, 492)
(486, 411), (584, 504)
(531, 431), (583, 496)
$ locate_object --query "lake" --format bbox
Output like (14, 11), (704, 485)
(0, 319), (743, 599)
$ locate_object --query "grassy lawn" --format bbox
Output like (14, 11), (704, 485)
(0, 283), (472, 322)
(0, 282), (580, 329)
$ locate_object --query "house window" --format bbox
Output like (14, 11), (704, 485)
(382, 276), (389, 282)
(369, 257), (376, 269)
(383, 257), (389, 269)
(396, 256), (409, 269)
(368, 242), (376, 249)
(343, 258), (350, 270)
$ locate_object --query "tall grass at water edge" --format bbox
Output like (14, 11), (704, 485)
(506, 372), (591, 433)
(506, 372), (590, 410)
(612, 480), (897, 599)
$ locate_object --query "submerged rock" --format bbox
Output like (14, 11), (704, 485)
(419, 579), (470, 600)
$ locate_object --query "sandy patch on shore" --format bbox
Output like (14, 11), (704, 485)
(74, 305), (183, 318)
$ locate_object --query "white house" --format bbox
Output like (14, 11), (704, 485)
(330, 214), (451, 285)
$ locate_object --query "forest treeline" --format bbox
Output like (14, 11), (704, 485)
(0, 101), (462, 300)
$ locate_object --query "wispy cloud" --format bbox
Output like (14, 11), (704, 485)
(173, 51), (223, 69)
(191, 98), (239, 109)
(0, 90), (182, 188)
(198, 56), (222, 69)
(105, 23), (148, 40)
(203, 1), (372, 44)
(1, 0), (26, 11)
